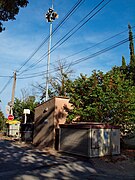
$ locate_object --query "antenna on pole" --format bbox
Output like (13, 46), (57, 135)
(45, 0), (58, 101)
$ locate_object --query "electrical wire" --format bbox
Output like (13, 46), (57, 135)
(71, 36), (134, 66)
(17, 0), (107, 74)
(17, 36), (134, 79)
(0, 75), (12, 78)
(19, 0), (111, 74)
(0, 76), (13, 94)
(24, 25), (134, 72)
(0, 0), (104, 94)
(17, 0), (85, 73)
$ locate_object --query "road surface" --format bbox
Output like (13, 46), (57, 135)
(0, 139), (135, 180)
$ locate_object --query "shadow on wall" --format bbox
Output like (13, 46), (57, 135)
(34, 106), (55, 128)
(54, 105), (67, 127)
(33, 106), (55, 148)
(33, 102), (68, 149)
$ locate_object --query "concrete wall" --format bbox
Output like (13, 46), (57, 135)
(33, 97), (70, 149)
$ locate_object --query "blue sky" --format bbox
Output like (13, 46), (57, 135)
(0, 0), (135, 116)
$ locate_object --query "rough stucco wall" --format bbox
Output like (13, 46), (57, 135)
(54, 97), (71, 128)
(33, 97), (71, 149)
(33, 98), (55, 148)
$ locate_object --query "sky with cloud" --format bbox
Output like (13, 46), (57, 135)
(0, 0), (135, 116)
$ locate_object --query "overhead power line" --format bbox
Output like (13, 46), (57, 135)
(48, 0), (110, 58)
(1, 28), (133, 94)
(71, 36), (135, 66)
(17, 0), (85, 73)
(18, 0), (110, 75)
(0, 77), (13, 94)
(0, 0), (105, 94)
(26, 26), (134, 72)
(0, 75), (12, 78)
(17, 36), (134, 79)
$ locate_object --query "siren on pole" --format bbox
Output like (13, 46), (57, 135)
(45, 8), (58, 22)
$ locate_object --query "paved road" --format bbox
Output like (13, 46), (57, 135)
(0, 139), (135, 180)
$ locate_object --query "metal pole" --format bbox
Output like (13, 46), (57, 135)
(10, 71), (16, 115)
(24, 113), (27, 124)
(52, 0), (54, 8)
(45, 22), (52, 101)
(45, 0), (58, 101)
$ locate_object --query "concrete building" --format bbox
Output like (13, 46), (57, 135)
(33, 97), (70, 149)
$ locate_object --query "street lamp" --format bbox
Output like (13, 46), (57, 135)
(45, 4), (58, 101)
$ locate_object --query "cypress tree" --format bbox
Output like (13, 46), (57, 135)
(122, 56), (126, 69)
(128, 24), (135, 68)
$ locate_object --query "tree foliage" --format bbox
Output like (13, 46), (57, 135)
(128, 24), (135, 84)
(0, 0), (29, 32)
(128, 24), (135, 67)
(64, 24), (135, 135)
(121, 56), (126, 70)
(13, 96), (38, 123)
(65, 68), (135, 135)
(0, 109), (5, 130)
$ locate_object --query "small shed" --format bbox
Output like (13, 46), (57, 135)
(33, 97), (70, 149)
(6, 120), (20, 138)
(60, 123), (120, 157)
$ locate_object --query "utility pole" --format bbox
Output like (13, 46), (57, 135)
(45, 0), (58, 101)
(10, 71), (16, 115)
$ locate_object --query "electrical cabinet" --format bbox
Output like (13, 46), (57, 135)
(60, 123), (120, 157)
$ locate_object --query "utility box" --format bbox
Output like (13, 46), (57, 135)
(60, 123), (120, 157)
(6, 120), (20, 138)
